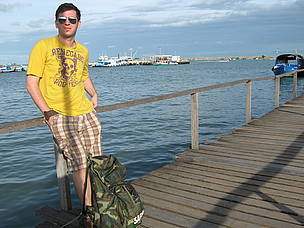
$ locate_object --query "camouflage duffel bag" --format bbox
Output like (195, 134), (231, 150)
(81, 154), (144, 228)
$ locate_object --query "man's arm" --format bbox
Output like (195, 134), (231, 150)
(26, 75), (51, 112)
(84, 77), (98, 108)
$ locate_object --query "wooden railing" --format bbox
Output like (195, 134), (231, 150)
(0, 69), (303, 210)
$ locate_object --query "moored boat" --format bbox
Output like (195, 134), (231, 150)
(272, 54), (304, 76)
(92, 56), (129, 67)
(150, 55), (190, 66)
(0, 66), (15, 73)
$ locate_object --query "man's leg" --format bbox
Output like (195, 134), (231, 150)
(49, 113), (100, 206)
(73, 168), (92, 206)
(73, 111), (101, 206)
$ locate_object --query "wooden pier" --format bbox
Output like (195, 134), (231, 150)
(132, 97), (304, 228)
(37, 86), (304, 228)
(1, 70), (303, 227)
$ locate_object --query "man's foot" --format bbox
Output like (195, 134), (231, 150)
(79, 206), (94, 228)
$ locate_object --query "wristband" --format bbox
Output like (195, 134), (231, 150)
(43, 110), (58, 121)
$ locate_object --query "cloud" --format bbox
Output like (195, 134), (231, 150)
(0, 0), (303, 62)
(0, 2), (32, 12)
(0, 3), (19, 12)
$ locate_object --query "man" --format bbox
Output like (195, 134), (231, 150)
(26, 3), (101, 208)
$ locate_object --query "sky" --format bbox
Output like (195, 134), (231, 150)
(0, 0), (303, 64)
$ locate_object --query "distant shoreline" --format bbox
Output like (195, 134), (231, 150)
(185, 56), (275, 61)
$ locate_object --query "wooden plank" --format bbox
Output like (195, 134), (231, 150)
(197, 146), (304, 167)
(137, 174), (304, 209)
(219, 135), (304, 149)
(178, 160), (304, 187)
(169, 160), (304, 189)
(147, 166), (304, 201)
(179, 153), (304, 177)
(204, 140), (304, 159)
(36, 221), (58, 228)
(250, 116), (303, 124)
(250, 117), (304, 127)
(234, 124), (304, 135)
(191, 154), (303, 177)
(154, 165), (304, 200)
(36, 206), (79, 227)
(142, 216), (185, 228)
(140, 192), (265, 228)
(192, 146), (303, 167)
(234, 123), (304, 135)
(198, 143), (304, 162)
(281, 104), (304, 108)
(248, 121), (304, 131)
(233, 126), (304, 139)
(142, 204), (227, 228)
(227, 131), (304, 143)
(135, 183), (304, 227)
(158, 163), (303, 194)
(134, 178), (304, 217)
(252, 110), (304, 120)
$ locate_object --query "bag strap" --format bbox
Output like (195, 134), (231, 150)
(82, 163), (90, 214)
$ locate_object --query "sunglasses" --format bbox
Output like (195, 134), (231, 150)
(57, 16), (77, 24)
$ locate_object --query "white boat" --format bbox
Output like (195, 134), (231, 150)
(149, 55), (190, 66)
(152, 60), (178, 65)
(93, 56), (129, 67)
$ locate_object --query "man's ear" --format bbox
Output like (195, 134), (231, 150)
(77, 20), (81, 29)
(55, 20), (58, 29)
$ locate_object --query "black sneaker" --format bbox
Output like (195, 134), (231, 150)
(79, 206), (94, 228)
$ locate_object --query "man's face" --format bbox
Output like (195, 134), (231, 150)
(55, 10), (80, 39)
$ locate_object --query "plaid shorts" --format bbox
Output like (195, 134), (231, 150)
(50, 110), (102, 172)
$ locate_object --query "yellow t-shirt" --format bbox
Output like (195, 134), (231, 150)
(27, 36), (93, 116)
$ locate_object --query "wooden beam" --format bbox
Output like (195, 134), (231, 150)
(275, 77), (280, 107)
(246, 80), (252, 124)
(54, 140), (72, 210)
(191, 93), (199, 150)
(0, 77), (276, 135)
(293, 72), (298, 98)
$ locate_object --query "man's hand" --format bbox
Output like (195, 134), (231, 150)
(84, 78), (98, 108)
(91, 94), (98, 108)
(47, 115), (56, 125)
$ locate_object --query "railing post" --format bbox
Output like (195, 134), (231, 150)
(246, 80), (252, 124)
(275, 76), (280, 107)
(54, 139), (72, 210)
(191, 93), (199, 150)
(293, 71), (298, 98)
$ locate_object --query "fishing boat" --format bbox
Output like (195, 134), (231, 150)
(0, 65), (15, 73)
(272, 54), (304, 76)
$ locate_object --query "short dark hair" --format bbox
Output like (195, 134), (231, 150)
(55, 3), (81, 20)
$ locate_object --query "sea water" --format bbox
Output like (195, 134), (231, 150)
(0, 60), (303, 227)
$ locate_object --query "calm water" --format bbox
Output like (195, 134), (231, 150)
(0, 60), (303, 227)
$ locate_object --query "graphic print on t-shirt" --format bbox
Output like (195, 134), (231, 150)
(51, 47), (85, 88)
